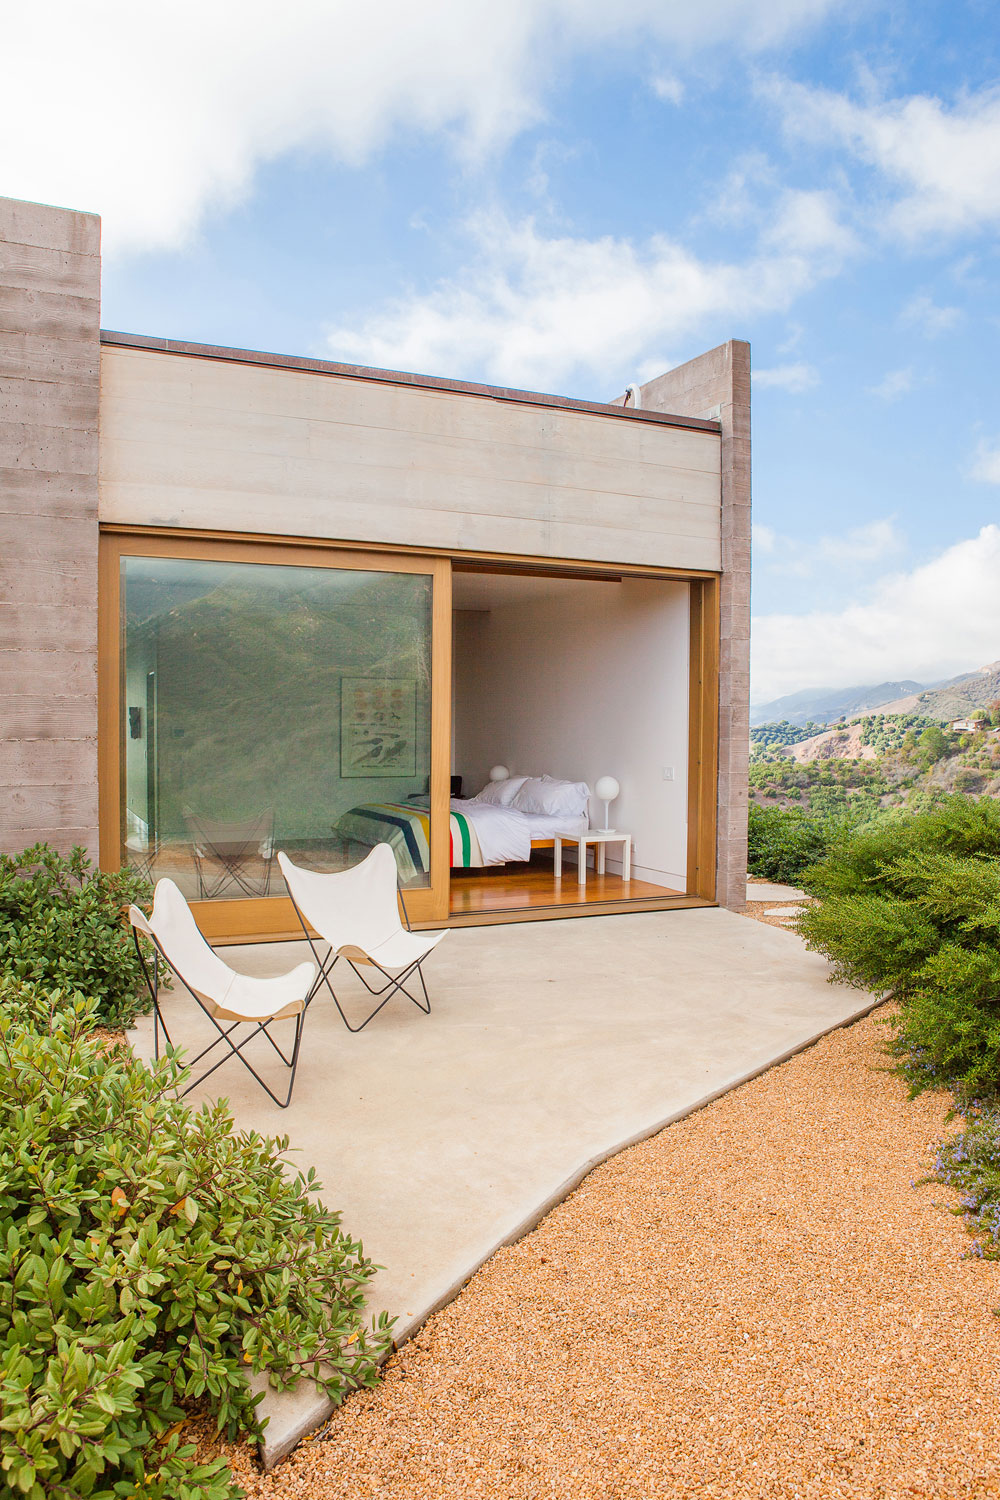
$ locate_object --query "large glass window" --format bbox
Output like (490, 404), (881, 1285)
(120, 556), (433, 899)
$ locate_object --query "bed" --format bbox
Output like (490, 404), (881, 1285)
(335, 777), (591, 882)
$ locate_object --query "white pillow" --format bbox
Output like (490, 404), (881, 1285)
(472, 775), (529, 807)
(511, 776), (590, 817)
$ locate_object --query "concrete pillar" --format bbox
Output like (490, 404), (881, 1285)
(630, 342), (751, 910)
(0, 196), (101, 858)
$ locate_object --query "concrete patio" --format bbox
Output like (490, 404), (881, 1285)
(128, 906), (876, 1466)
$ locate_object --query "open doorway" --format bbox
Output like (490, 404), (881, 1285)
(449, 566), (691, 918)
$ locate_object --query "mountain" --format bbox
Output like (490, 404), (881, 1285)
(909, 661), (1000, 721)
(749, 681), (924, 729)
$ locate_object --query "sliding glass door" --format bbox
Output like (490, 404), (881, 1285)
(100, 537), (451, 936)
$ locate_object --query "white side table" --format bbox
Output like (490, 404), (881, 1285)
(554, 829), (632, 887)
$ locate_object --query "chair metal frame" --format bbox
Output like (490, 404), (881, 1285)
(279, 847), (443, 1033)
(288, 882), (433, 1033)
(130, 919), (307, 1110)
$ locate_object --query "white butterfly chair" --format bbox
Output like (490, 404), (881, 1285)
(277, 844), (448, 1032)
(128, 878), (317, 1109)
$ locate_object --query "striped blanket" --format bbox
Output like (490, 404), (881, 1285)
(335, 802), (485, 881)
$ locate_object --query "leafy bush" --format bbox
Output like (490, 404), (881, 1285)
(747, 802), (836, 884)
(0, 982), (391, 1499)
(797, 796), (1000, 1098)
(0, 844), (155, 1028)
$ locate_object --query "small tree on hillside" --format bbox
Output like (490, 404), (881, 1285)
(919, 725), (949, 765)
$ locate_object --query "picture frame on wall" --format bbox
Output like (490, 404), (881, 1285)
(340, 677), (418, 777)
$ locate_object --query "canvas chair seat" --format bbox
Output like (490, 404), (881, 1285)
(336, 923), (447, 973)
(206, 970), (310, 1025)
(129, 878), (316, 1107)
(277, 845), (447, 1032)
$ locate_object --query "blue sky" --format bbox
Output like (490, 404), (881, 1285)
(5, 0), (999, 702)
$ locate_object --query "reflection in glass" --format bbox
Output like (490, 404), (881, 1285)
(120, 557), (433, 898)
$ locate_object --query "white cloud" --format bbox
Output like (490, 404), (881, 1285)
(1, 0), (846, 255)
(753, 362), (818, 392)
(752, 524), (1000, 701)
(868, 366), (914, 401)
(754, 517), (903, 577)
(325, 196), (854, 390)
(970, 441), (1000, 484)
(899, 293), (962, 336)
(651, 74), (685, 106)
(765, 77), (1000, 241)
(762, 187), (858, 260)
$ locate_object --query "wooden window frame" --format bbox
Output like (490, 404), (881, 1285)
(98, 531), (452, 940)
(99, 525), (720, 937)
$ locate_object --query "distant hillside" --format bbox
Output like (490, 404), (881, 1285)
(750, 680), (924, 728)
(910, 661), (1000, 722)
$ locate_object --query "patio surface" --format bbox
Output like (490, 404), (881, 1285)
(128, 906), (875, 1466)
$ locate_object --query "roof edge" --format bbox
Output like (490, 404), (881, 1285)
(98, 330), (722, 435)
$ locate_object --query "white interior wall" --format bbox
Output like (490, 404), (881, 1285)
(453, 578), (690, 890)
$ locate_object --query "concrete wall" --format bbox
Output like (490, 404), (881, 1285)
(0, 197), (101, 857)
(453, 579), (690, 890)
(627, 341), (751, 909)
(98, 344), (722, 571)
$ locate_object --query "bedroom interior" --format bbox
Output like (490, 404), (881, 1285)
(445, 566), (690, 916)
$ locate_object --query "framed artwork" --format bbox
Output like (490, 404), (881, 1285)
(341, 677), (418, 777)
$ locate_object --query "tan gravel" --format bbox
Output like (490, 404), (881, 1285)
(221, 1009), (1000, 1500)
(742, 898), (812, 932)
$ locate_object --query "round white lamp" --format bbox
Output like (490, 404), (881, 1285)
(489, 764), (510, 783)
(595, 775), (620, 831)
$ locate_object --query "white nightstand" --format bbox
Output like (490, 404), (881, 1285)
(554, 829), (632, 887)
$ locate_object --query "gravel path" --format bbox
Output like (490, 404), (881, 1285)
(742, 898), (810, 932)
(225, 1009), (1000, 1499)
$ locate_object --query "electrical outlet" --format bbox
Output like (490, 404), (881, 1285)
(662, 766), (674, 781)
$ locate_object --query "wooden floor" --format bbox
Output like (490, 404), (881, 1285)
(448, 862), (681, 915)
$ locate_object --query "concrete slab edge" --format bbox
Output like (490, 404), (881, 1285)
(260, 992), (883, 1469)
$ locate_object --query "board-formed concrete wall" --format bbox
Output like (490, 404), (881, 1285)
(0, 197), (101, 857)
(629, 341), (751, 911)
(97, 342), (723, 571)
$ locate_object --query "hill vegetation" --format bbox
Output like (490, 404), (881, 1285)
(750, 716), (1000, 817)
(747, 708), (1000, 884)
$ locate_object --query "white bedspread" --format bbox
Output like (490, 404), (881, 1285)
(451, 800), (590, 866)
(451, 799), (531, 865)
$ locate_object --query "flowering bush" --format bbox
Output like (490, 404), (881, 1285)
(933, 1106), (1000, 1260)
(0, 981), (391, 1499)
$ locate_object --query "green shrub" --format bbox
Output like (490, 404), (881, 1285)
(0, 844), (155, 1028)
(890, 946), (1000, 1098)
(0, 981), (391, 1499)
(796, 796), (1000, 1098)
(798, 890), (941, 993)
(747, 802), (835, 884)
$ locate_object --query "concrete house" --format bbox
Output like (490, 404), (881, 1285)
(0, 194), (750, 940)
